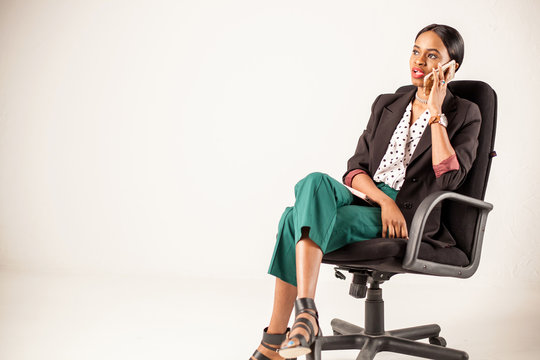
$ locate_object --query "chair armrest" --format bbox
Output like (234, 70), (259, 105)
(402, 191), (494, 278)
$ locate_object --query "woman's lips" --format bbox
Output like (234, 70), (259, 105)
(412, 67), (425, 79)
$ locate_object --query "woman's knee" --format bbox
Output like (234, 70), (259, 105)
(304, 172), (330, 183)
(294, 172), (330, 192)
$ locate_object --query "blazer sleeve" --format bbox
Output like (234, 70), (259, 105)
(435, 102), (482, 190)
(342, 94), (383, 183)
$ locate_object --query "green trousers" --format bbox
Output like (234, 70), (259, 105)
(268, 172), (398, 286)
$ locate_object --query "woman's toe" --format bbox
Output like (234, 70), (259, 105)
(284, 337), (298, 349)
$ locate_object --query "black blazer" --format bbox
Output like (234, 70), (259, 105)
(344, 87), (482, 248)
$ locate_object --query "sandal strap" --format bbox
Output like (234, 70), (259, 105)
(291, 317), (315, 336)
(259, 342), (279, 352)
(261, 327), (290, 345)
(295, 298), (318, 317)
(294, 298), (320, 335)
(251, 349), (272, 360)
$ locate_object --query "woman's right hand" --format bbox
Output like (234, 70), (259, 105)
(380, 199), (409, 239)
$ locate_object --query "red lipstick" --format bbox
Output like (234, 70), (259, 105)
(412, 67), (425, 79)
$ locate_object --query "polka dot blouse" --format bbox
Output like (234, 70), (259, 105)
(373, 102), (430, 190)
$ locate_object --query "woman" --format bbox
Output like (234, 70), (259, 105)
(250, 24), (481, 360)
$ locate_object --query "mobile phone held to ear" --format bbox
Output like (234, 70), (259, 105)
(423, 60), (456, 96)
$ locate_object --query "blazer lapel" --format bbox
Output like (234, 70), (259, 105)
(372, 88), (416, 171)
(408, 89), (458, 166)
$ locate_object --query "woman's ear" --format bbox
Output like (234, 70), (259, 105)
(455, 62), (460, 71)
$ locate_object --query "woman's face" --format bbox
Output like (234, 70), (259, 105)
(409, 31), (456, 89)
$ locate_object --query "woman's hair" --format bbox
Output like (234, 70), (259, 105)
(416, 24), (464, 72)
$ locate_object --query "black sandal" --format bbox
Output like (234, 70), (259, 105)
(278, 298), (321, 358)
(251, 327), (296, 360)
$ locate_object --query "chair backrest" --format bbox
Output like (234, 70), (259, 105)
(396, 80), (497, 255)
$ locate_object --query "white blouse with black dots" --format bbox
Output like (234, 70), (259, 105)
(373, 102), (431, 190)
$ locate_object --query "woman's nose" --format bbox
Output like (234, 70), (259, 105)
(415, 57), (426, 66)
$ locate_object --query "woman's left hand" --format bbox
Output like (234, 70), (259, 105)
(427, 62), (449, 115)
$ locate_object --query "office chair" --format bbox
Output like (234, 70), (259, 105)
(310, 80), (497, 360)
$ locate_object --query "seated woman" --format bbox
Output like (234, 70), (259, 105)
(250, 24), (481, 360)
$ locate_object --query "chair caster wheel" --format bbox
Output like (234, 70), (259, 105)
(429, 336), (447, 347)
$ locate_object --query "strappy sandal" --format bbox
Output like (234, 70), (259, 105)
(250, 327), (296, 360)
(278, 298), (321, 358)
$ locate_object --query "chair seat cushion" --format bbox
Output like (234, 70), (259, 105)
(322, 238), (469, 273)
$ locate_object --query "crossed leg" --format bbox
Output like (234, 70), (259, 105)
(251, 228), (322, 360)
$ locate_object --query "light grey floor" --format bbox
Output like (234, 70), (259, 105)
(0, 269), (539, 360)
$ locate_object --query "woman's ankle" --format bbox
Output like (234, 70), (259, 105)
(266, 325), (288, 335)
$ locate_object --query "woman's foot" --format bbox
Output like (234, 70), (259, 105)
(278, 298), (320, 358)
(250, 327), (289, 360)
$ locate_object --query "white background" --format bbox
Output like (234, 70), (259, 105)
(0, 1), (539, 359)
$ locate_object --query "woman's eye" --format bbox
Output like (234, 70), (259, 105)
(412, 50), (419, 55)
(428, 54), (438, 59)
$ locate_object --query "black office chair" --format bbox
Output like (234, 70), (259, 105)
(310, 80), (497, 360)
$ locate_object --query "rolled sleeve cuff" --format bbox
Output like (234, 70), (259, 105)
(344, 169), (368, 187)
(433, 154), (460, 178)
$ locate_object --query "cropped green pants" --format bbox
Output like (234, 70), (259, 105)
(268, 172), (398, 286)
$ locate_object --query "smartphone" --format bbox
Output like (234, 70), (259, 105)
(345, 185), (378, 207)
(423, 60), (456, 95)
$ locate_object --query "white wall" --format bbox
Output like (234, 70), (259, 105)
(0, 0), (539, 287)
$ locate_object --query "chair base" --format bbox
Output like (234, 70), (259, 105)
(306, 272), (469, 360)
(307, 319), (468, 360)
